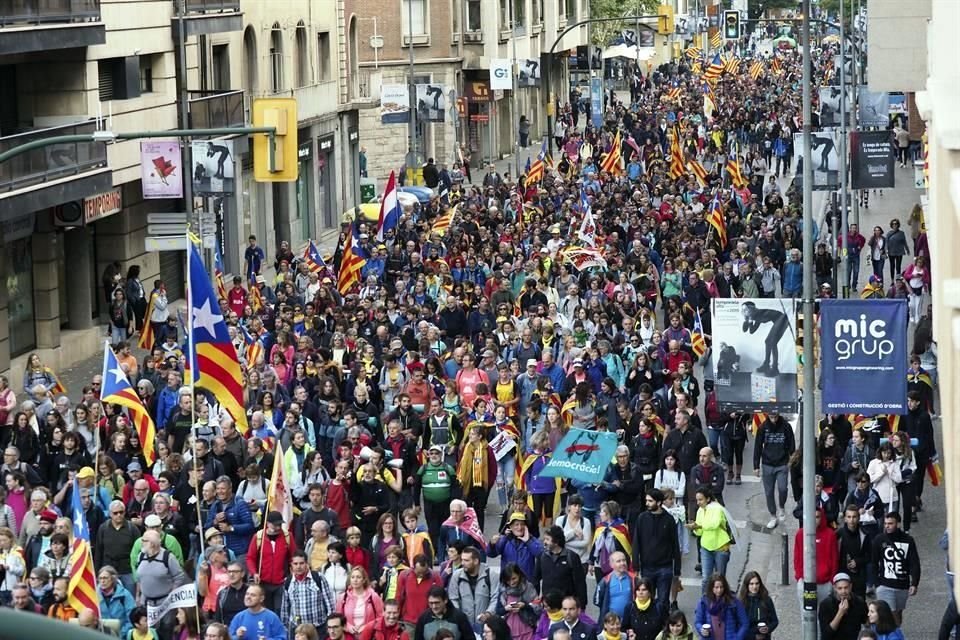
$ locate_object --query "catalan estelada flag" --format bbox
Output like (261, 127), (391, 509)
(669, 128), (685, 180)
(303, 240), (327, 274)
(600, 131), (623, 175)
(526, 138), (548, 183)
(725, 149), (748, 189)
(703, 54), (724, 83)
(688, 159), (709, 187)
(337, 224), (366, 295)
(67, 477), (99, 616)
(692, 309), (707, 359)
(707, 193), (728, 249)
(771, 57), (783, 74)
(431, 204), (458, 237)
(241, 324), (263, 369)
(101, 342), (156, 464)
(138, 290), (157, 351)
(188, 243), (248, 433)
(46, 367), (67, 397)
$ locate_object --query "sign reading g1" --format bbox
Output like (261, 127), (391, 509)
(821, 299), (908, 414)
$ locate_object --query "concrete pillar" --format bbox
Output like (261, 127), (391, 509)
(65, 227), (95, 330)
(0, 252), (10, 375)
(31, 232), (61, 350)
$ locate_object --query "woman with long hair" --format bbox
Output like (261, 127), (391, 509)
(687, 487), (733, 594)
(370, 512), (404, 574)
(483, 615), (513, 640)
(693, 575), (748, 639)
(336, 566), (384, 640)
(867, 442), (902, 516)
(173, 606), (200, 640)
(737, 571), (779, 639)
(868, 600), (905, 640)
(816, 427), (844, 498)
(890, 431), (918, 531)
(654, 610), (694, 640)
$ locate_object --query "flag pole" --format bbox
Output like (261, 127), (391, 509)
(186, 231), (206, 562)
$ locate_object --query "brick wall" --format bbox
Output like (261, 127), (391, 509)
(346, 0), (454, 64)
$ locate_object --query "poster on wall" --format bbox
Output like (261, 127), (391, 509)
(820, 299), (908, 414)
(380, 84), (410, 124)
(888, 93), (907, 128)
(140, 140), (183, 199)
(711, 298), (798, 413)
(792, 128), (843, 191)
(851, 130), (895, 190)
(415, 84), (446, 123)
(191, 139), (234, 196)
(518, 59), (541, 87)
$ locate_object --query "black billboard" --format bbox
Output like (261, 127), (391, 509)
(851, 130), (895, 190)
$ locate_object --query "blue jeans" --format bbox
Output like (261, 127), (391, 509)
(642, 566), (675, 609)
(497, 455), (516, 506)
(847, 255), (861, 290)
(701, 548), (730, 594)
(706, 426), (722, 459)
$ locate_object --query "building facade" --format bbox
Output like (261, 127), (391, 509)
(344, 0), (589, 182)
(0, 0), (359, 388)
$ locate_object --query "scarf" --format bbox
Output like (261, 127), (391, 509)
(707, 599), (727, 640)
(458, 440), (489, 489)
(441, 507), (486, 547)
(547, 610), (564, 623)
(634, 597), (652, 611)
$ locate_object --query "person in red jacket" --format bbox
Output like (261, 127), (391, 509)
(794, 509), (839, 605)
(360, 599), (410, 640)
(396, 555), (444, 630)
(247, 510), (297, 615)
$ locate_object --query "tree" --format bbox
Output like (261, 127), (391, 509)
(589, 0), (659, 47)
(748, 0), (801, 21)
(818, 0), (859, 28)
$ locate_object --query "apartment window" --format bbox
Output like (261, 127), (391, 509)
(318, 32), (331, 81)
(139, 55), (154, 93)
(212, 44), (230, 91)
(532, 0), (542, 26)
(270, 23), (283, 93)
(513, 0), (525, 29)
(295, 23), (309, 87)
(565, 0), (576, 21)
(499, 0), (508, 30)
(401, 0), (427, 37)
(467, 0), (482, 31)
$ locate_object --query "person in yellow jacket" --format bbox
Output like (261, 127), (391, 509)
(685, 486), (733, 595)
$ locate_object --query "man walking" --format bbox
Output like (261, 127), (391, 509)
(753, 410), (796, 529)
(280, 551), (335, 633)
(631, 489), (680, 611)
(872, 512), (921, 627)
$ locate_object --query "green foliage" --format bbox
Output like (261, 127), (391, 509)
(749, 0), (800, 20)
(589, 0), (660, 46)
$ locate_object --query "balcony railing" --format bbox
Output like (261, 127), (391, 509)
(1, 0), (100, 26)
(0, 120), (107, 194)
(178, 0), (240, 13)
(188, 90), (245, 129)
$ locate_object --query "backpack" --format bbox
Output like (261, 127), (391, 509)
(137, 548), (171, 570)
(283, 569), (327, 591)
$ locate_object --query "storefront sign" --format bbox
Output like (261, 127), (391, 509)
(84, 188), (122, 224)
(318, 135), (334, 153)
(489, 58), (512, 91)
(464, 81), (490, 103)
(348, 126), (359, 143)
(298, 142), (312, 160)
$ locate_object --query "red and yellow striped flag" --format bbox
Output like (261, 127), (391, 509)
(749, 61), (764, 81)
(67, 477), (99, 616)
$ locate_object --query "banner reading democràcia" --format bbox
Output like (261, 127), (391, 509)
(711, 298), (798, 413)
(820, 299), (908, 414)
(540, 428), (617, 484)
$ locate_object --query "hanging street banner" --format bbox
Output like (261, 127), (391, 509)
(540, 428), (618, 484)
(518, 59), (541, 87)
(380, 84), (410, 124)
(711, 298), (799, 413)
(191, 139), (235, 196)
(489, 58), (513, 91)
(851, 130), (895, 190)
(415, 84), (446, 122)
(140, 140), (183, 199)
(820, 299), (908, 414)
(858, 87), (890, 127)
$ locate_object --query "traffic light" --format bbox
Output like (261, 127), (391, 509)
(723, 10), (740, 41)
(252, 97), (298, 182)
(657, 4), (675, 36)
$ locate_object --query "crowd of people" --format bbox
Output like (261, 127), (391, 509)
(0, 22), (944, 640)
